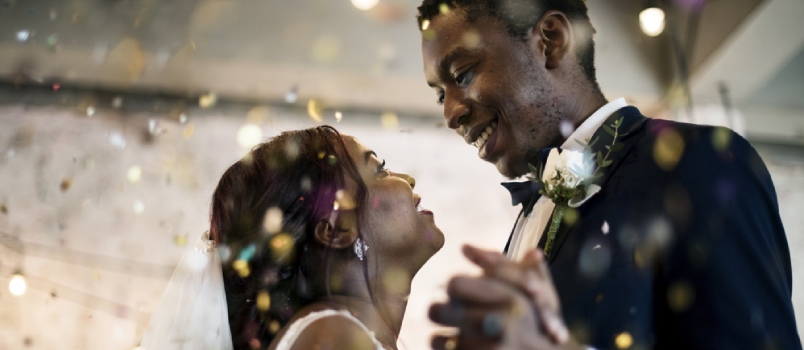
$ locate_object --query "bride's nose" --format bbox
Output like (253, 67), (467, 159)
(392, 171), (416, 189)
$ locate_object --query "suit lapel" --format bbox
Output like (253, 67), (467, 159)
(542, 107), (649, 263)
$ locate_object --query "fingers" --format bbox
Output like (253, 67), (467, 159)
(429, 301), (503, 337)
(445, 276), (518, 306)
(462, 244), (506, 270)
(431, 334), (497, 350)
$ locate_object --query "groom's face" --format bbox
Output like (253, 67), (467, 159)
(422, 10), (564, 178)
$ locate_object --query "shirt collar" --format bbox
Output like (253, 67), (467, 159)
(561, 98), (628, 151)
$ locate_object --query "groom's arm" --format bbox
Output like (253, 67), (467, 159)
(658, 126), (800, 349)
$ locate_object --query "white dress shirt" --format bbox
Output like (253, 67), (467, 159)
(507, 98), (628, 261)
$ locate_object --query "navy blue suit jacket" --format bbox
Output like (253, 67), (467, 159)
(505, 107), (801, 349)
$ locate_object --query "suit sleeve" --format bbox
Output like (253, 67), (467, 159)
(656, 126), (801, 349)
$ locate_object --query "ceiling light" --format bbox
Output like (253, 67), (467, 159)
(639, 7), (665, 37)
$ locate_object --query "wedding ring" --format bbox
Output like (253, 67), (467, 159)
(481, 312), (504, 338)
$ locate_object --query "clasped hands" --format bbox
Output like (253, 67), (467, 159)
(429, 245), (585, 350)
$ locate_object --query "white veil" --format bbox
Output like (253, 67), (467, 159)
(140, 231), (233, 350)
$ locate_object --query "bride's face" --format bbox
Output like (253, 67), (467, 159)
(341, 135), (444, 266)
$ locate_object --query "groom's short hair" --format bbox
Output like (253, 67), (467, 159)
(416, 0), (599, 87)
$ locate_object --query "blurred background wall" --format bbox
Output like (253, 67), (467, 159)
(0, 0), (802, 349)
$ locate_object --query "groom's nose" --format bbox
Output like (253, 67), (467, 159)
(443, 90), (470, 130)
(392, 172), (416, 189)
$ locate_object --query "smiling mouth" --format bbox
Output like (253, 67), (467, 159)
(415, 196), (433, 215)
(472, 119), (499, 158)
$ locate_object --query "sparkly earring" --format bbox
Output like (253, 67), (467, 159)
(354, 238), (369, 260)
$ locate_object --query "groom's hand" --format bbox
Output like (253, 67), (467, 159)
(429, 245), (578, 350)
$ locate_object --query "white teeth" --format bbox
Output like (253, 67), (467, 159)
(473, 121), (497, 150)
(476, 137), (486, 149)
(485, 126), (494, 134)
(481, 131), (489, 140)
(417, 204), (425, 212)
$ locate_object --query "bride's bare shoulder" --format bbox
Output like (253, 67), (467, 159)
(269, 307), (378, 350)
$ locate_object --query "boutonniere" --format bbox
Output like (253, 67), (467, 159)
(528, 117), (628, 256)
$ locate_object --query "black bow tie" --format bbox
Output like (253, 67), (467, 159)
(501, 147), (557, 216)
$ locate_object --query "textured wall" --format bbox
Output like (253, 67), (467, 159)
(0, 103), (801, 350)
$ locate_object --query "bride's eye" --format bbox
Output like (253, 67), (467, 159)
(377, 159), (389, 176)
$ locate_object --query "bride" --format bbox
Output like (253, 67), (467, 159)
(141, 126), (445, 349)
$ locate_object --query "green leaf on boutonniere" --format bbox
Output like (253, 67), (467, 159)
(587, 136), (600, 148)
(575, 138), (589, 148)
(602, 124), (615, 137)
(601, 160), (613, 167)
(528, 163), (539, 175)
(610, 143), (624, 152)
(617, 117), (624, 127)
(596, 151), (604, 166)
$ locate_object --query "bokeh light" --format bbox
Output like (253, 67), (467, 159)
(237, 125), (263, 148)
(639, 7), (665, 36)
(9, 273), (26, 296)
(351, 0), (379, 11)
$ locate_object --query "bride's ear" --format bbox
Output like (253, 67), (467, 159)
(313, 210), (358, 249)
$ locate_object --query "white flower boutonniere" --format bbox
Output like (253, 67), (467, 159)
(529, 117), (628, 256)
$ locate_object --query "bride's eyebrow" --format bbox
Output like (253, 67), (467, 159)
(363, 150), (377, 165)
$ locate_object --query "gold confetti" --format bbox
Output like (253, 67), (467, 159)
(439, 3), (450, 14)
(237, 124), (263, 148)
(60, 178), (72, 192)
(247, 106), (270, 125)
(106, 38), (146, 81)
(421, 19), (430, 30)
(335, 111), (343, 122)
(335, 190), (357, 210)
(127, 166), (142, 184)
(268, 320), (281, 334)
(381, 267), (410, 294)
(667, 281), (695, 312)
(174, 235), (187, 246)
(317, 151), (326, 159)
(462, 29), (481, 49)
(263, 207), (283, 234)
(712, 127), (731, 152)
(256, 291), (271, 311)
(381, 111), (399, 130)
(653, 128), (684, 171)
(199, 93), (217, 108)
(233, 259), (250, 277)
(307, 99), (324, 123)
(311, 35), (341, 63)
(270, 233), (295, 263)
(444, 337), (457, 350)
(133, 201), (145, 215)
(562, 207), (579, 225)
(615, 332), (633, 349)
(182, 124), (196, 139)
(423, 29), (436, 40)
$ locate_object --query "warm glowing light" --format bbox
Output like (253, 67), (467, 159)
(127, 165), (142, 183)
(351, 0), (379, 11)
(9, 273), (26, 296)
(639, 7), (665, 36)
(615, 332), (633, 349)
(237, 124), (263, 148)
(421, 19), (430, 30)
(133, 201), (145, 214)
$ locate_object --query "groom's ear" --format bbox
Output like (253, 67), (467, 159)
(530, 10), (573, 70)
(313, 210), (358, 249)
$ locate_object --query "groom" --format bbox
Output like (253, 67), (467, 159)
(417, 0), (801, 349)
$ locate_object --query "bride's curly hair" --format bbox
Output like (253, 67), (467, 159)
(209, 126), (369, 349)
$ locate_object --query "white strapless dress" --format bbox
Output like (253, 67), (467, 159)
(274, 309), (385, 350)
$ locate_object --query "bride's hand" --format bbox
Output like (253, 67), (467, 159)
(463, 245), (568, 344)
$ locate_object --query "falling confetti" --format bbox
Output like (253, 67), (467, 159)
(601, 221), (610, 234)
(237, 124), (262, 148)
(9, 273), (26, 296)
(560, 120), (575, 138)
(111, 96), (123, 109)
(106, 38), (146, 81)
(148, 119), (162, 134)
(247, 106), (270, 125)
(256, 291), (271, 311)
(107, 131), (127, 149)
(300, 177), (312, 192)
(712, 127), (731, 152)
(179, 114), (188, 124)
(182, 124), (196, 139)
(421, 19), (430, 30)
(461, 29), (481, 49)
(233, 259), (250, 277)
(173, 235), (187, 246)
(307, 99), (323, 123)
(335, 111), (343, 122)
(439, 3), (450, 13)
(667, 281), (695, 312)
(270, 233), (294, 263)
(614, 332), (633, 349)
(199, 93), (217, 108)
(381, 111), (399, 130)
(86, 106), (96, 117)
(311, 35), (341, 63)
(133, 201), (145, 214)
(16, 30), (30, 42)
(268, 320), (281, 334)
(382, 267), (411, 294)
(335, 190), (357, 210)
(127, 166), (142, 183)
(653, 128), (685, 171)
(60, 178), (72, 192)
(263, 207), (283, 234)
(285, 86), (298, 103)
(52, 83), (60, 91)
